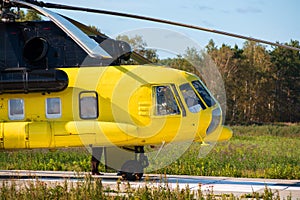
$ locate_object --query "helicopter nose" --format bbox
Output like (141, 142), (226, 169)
(206, 107), (221, 135)
(204, 126), (233, 142)
(204, 106), (233, 142)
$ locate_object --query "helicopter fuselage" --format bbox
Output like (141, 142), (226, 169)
(0, 65), (232, 149)
(0, 19), (232, 150)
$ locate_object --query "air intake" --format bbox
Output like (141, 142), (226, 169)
(0, 69), (68, 93)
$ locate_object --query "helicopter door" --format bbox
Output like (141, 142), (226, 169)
(148, 85), (182, 141)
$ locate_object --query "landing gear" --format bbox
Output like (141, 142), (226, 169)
(120, 160), (143, 181)
(91, 146), (104, 175)
(102, 146), (149, 181)
(119, 146), (149, 181)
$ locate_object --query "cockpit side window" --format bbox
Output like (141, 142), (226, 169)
(154, 86), (180, 116)
(180, 83), (205, 113)
(192, 80), (216, 107)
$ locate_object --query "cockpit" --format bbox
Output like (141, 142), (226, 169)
(180, 82), (204, 113)
(152, 79), (221, 136)
(154, 80), (217, 116)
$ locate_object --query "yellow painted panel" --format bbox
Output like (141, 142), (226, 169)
(203, 126), (233, 142)
(52, 122), (71, 136)
(54, 135), (86, 147)
(65, 121), (137, 146)
(28, 122), (52, 148)
(3, 122), (27, 149)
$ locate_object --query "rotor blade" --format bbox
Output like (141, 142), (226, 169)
(11, 0), (112, 59)
(131, 51), (152, 64)
(62, 15), (109, 37)
(34, 1), (300, 52)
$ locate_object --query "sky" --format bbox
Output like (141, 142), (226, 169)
(43, 0), (300, 57)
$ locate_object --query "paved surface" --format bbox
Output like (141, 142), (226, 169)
(0, 170), (299, 199)
(160, 175), (300, 199)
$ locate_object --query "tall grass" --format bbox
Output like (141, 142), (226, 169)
(0, 148), (91, 172)
(0, 176), (287, 200)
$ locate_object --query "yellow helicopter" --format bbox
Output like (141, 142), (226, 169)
(0, 0), (299, 180)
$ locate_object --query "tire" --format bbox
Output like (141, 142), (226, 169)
(120, 160), (143, 181)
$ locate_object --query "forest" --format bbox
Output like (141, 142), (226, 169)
(180, 40), (300, 124)
(119, 35), (300, 125)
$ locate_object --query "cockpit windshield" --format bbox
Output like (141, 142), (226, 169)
(192, 80), (216, 107)
(179, 83), (205, 113)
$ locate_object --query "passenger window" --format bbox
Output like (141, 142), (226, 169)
(154, 86), (180, 116)
(79, 91), (98, 119)
(8, 98), (24, 120)
(46, 97), (61, 118)
(180, 83), (205, 113)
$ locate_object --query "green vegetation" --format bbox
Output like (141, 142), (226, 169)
(18, 9), (42, 21)
(0, 177), (287, 200)
(155, 124), (300, 179)
(116, 35), (159, 63)
(0, 125), (300, 180)
(0, 148), (91, 172)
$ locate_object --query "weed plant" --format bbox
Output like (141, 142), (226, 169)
(0, 176), (290, 200)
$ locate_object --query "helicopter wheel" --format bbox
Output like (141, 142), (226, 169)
(120, 160), (143, 181)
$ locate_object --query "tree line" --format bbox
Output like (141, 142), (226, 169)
(166, 40), (300, 124)
(208, 40), (300, 124)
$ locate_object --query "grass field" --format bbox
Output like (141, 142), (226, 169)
(0, 124), (300, 179)
(156, 124), (300, 179)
